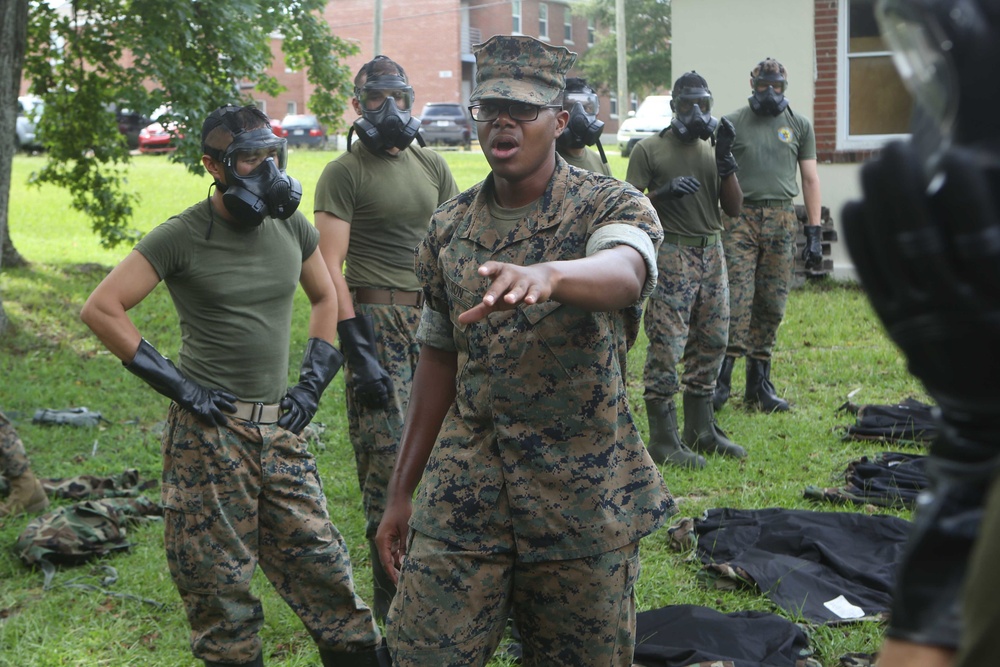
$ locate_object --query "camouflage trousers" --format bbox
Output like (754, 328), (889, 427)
(345, 302), (421, 539)
(643, 239), (729, 401)
(160, 404), (380, 664)
(722, 202), (797, 359)
(0, 411), (31, 479)
(387, 530), (640, 667)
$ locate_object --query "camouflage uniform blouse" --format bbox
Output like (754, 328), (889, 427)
(411, 158), (676, 562)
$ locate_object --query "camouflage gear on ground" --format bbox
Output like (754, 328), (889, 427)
(16, 496), (161, 569)
(643, 241), (729, 401)
(42, 469), (158, 500)
(32, 406), (105, 427)
(160, 404), (380, 664)
(723, 203), (797, 359)
(470, 35), (576, 105)
(0, 411), (31, 479)
(387, 529), (640, 667)
(345, 303), (421, 539)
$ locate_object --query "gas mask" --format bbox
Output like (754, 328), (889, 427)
(670, 92), (719, 142)
(876, 0), (1000, 176)
(219, 127), (302, 227)
(351, 74), (421, 153)
(749, 72), (790, 117)
(557, 89), (604, 150)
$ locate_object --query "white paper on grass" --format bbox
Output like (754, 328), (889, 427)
(823, 594), (866, 619)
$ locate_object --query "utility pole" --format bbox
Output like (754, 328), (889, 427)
(615, 0), (629, 117)
(374, 0), (383, 57)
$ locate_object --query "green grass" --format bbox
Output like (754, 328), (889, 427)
(1, 147), (925, 666)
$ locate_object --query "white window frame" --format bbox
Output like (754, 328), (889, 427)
(512, 0), (522, 35)
(539, 3), (549, 40)
(588, 18), (595, 46)
(564, 7), (573, 43)
(609, 94), (618, 119)
(287, 101), (297, 116)
(836, 0), (909, 151)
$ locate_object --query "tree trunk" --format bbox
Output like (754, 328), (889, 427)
(0, 0), (30, 335)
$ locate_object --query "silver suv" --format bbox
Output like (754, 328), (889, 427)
(418, 102), (473, 150)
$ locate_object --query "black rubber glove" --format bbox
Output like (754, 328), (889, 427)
(278, 337), (345, 434)
(715, 117), (738, 178)
(125, 338), (237, 427)
(802, 225), (823, 270)
(338, 315), (394, 410)
(842, 140), (1000, 645)
(652, 176), (700, 200)
(842, 140), (1000, 446)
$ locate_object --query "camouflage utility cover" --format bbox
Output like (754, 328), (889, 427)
(470, 35), (576, 106)
(16, 496), (161, 568)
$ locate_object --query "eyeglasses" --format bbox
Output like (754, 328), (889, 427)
(468, 103), (563, 122)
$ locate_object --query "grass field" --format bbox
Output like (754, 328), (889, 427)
(0, 145), (927, 666)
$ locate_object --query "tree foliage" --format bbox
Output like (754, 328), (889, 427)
(21, 0), (357, 249)
(575, 0), (672, 100)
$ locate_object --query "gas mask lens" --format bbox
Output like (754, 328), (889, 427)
(876, 0), (957, 139)
(223, 129), (288, 173)
(564, 91), (599, 116)
(675, 96), (713, 115)
(753, 75), (785, 95)
(357, 77), (415, 113)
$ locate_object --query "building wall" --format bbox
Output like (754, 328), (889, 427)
(672, 0), (860, 280)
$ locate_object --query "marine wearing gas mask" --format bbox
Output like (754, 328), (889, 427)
(669, 71), (719, 142)
(748, 60), (790, 117)
(203, 105), (302, 229)
(349, 57), (421, 153)
(557, 78), (604, 150)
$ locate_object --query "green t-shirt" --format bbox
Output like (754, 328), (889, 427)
(135, 199), (318, 404)
(626, 130), (722, 236)
(724, 105), (816, 201)
(557, 147), (613, 176)
(314, 141), (459, 291)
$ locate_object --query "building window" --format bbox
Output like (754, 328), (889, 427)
(539, 3), (548, 39)
(512, 0), (521, 34)
(588, 18), (595, 46)
(610, 94), (618, 119)
(287, 101), (297, 116)
(837, 0), (912, 150)
(564, 7), (573, 42)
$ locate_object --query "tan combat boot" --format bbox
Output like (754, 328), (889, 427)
(0, 470), (49, 517)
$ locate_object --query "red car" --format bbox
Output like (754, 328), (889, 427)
(137, 120), (181, 154)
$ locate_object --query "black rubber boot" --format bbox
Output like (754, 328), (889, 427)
(368, 539), (397, 624)
(682, 393), (747, 458)
(319, 644), (391, 667)
(644, 399), (706, 469)
(204, 654), (263, 667)
(712, 356), (735, 411)
(744, 358), (790, 412)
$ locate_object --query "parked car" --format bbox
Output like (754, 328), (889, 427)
(16, 96), (44, 152)
(617, 94), (673, 158)
(269, 117), (283, 139)
(138, 106), (182, 154)
(418, 102), (472, 150)
(279, 114), (327, 149)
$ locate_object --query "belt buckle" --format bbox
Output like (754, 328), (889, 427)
(249, 402), (265, 422)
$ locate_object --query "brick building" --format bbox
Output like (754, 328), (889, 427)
(257, 0), (616, 134)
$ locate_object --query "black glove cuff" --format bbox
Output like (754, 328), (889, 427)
(717, 154), (738, 178)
